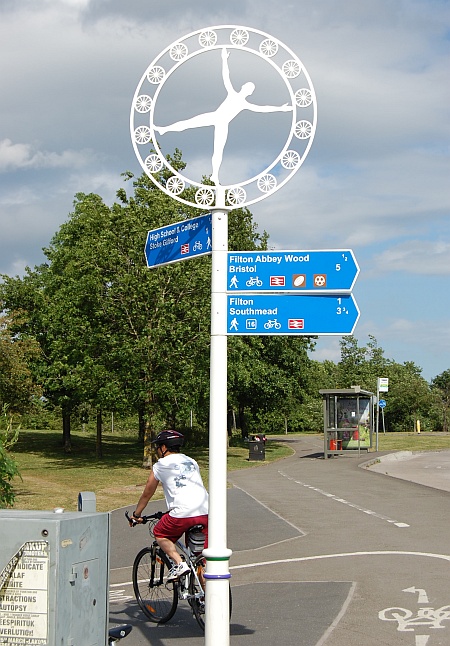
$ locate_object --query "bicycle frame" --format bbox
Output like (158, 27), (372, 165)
(127, 510), (207, 629)
(172, 538), (205, 601)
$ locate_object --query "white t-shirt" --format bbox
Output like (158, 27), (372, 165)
(152, 453), (208, 518)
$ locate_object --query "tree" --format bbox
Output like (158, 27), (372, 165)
(383, 361), (432, 432)
(0, 313), (42, 416)
(431, 369), (450, 432)
(228, 335), (316, 436)
(336, 335), (389, 392)
(0, 407), (20, 508)
(0, 155), (271, 459)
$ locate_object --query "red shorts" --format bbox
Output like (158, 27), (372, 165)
(153, 514), (208, 548)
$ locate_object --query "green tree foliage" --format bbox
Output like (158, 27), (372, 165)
(1, 153), (447, 446)
(0, 157), (283, 456)
(0, 313), (42, 414)
(228, 335), (316, 436)
(323, 335), (434, 432)
(0, 408), (20, 508)
(431, 369), (450, 432)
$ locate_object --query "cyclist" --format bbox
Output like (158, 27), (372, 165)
(131, 430), (208, 581)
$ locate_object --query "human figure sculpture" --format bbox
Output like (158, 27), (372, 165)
(154, 48), (292, 185)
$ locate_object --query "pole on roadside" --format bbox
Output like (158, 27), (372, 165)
(376, 382), (380, 451)
(203, 188), (232, 646)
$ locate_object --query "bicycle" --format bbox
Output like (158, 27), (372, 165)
(108, 625), (132, 645)
(126, 511), (228, 630)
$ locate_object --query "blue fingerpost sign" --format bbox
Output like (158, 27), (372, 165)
(145, 213), (212, 268)
(227, 249), (359, 292)
(227, 293), (360, 335)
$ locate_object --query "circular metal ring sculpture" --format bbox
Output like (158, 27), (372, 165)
(131, 25), (317, 209)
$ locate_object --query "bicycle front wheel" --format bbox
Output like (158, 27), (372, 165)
(132, 546), (178, 623)
(189, 555), (232, 631)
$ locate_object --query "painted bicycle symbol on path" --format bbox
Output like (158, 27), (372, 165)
(379, 587), (450, 645)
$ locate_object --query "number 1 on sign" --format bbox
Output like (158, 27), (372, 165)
(336, 298), (347, 315)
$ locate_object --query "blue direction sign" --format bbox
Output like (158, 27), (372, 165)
(145, 213), (212, 268)
(227, 250), (359, 292)
(227, 294), (359, 335)
(378, 399), (387, 408)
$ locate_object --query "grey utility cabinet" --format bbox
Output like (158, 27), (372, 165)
(0, 509), (110, 646)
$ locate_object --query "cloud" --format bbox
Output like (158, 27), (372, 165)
(373, 240), (450, 275)
(0, 139), (98, 172)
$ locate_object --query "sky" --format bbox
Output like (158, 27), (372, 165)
(0, 0), (449, 383)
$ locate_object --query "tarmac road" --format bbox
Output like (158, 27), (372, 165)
(109, 435), (450, 646)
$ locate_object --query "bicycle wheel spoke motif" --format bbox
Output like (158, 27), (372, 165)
(147, 66), (165, 84)
(260, 39), (278, 57)
(199, 30), (217, 47)
(135, 95), (152, 113)
(195, 187), (215, 206)
(170, 43), (188, 61)
(282, 150), (300, 169)
(166, 176), (185, 195)
(295, 88), (312, 107)
(145, 154), (163, 173)
(227, 186), (246, 206)
(134, 126), (152, 145)
(230, 29), (249, 46)
(294, 120), (313, 139)
(283, 59), (301, 78)
(257, 174), (277, 193)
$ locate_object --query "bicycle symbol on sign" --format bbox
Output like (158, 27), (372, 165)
(193, 240), (203, 251)
(264, 319), (281, 330)
(246, 276), (263, 287)
(379, 586), (450, 645)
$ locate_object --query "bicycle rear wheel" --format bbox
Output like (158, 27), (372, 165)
(189, 555), (232, 631)
(132, 546), (178, 623)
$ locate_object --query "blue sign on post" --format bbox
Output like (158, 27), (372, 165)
(227, 294), (359, 335)
(227, 250), (359, 292)
(378, 399), (387, 408)
(145, 213), (212, 268)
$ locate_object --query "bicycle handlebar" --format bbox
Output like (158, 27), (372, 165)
(125, 510), (165, 527)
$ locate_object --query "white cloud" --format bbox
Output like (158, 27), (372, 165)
(0, 139), (97, 172)
(373, 240), (450, 275)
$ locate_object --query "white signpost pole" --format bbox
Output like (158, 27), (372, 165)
(204, 189), (232, 645)
(130, 26), (318, 646)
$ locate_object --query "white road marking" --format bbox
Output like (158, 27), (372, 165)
(279, 470), (410, 527)
(230, 550), (450, 571)
(315, 581), (357, 646)
(111, 549), (450, 590)
(403, 586), (429, 603)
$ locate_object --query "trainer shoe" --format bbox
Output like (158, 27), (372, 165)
(167, 561), (190, 581)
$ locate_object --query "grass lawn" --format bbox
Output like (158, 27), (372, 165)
(8, 429), (450, 513)
(8, 429), (292, 512)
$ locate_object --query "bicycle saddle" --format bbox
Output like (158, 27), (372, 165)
(109, 625), (132, 640)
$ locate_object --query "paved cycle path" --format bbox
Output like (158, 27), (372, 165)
(110, 436), (450, 646)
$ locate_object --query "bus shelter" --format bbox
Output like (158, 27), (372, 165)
(319, 387), (375, 459)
